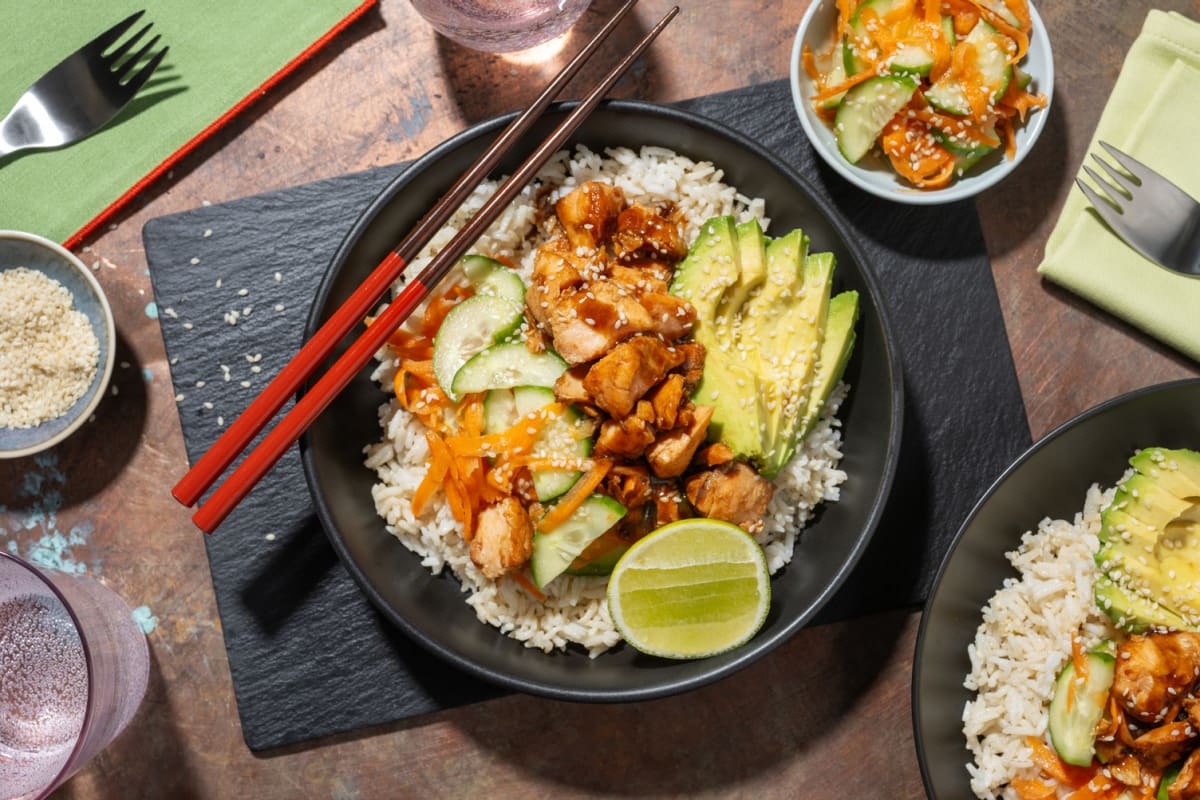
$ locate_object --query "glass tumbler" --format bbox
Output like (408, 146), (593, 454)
(409, 0), (591, 52)
(0, 553), (149, 800)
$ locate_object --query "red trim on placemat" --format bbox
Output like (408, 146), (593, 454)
(63, 0), (379, 250)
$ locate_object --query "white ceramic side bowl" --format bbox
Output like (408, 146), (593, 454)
(0, 231), (115, 459)
(789, 1), (1054, 204)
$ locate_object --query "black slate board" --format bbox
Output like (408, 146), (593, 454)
(144, 78), (1030, 751)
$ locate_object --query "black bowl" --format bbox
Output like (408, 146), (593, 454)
(301, 100), (903, 701)
(914, 378), (1200, 796)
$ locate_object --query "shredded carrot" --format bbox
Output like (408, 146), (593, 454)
(1003, 0), (1031, 33)
(953, 7), (980, 36)
(1025, 737), (1096, 788)
(948, 0), (1028, 62)
(446, 404), (562, 458)
(506, 456), (595, 473)
(1064, 779), (1126, 800)
(997, 75), (1048, 123)
(811, 64), (881, 101)
(835, 0), (856, 42)
(420, 282), (473, 337)
(1065, 634), (1088, 712)
(997, 116), (1017, 160)
(511, 571), (546, 601)
(1011, 777), (1059, 800)
(412, 431), (451, 516)
(881, 0), (917, 25)
(537, 459), (613, 533)
(879, 115), (957, 189)
(802, 43), (820, 82)
(443, 453), (474, 536)
(458, 393), (486, 437)
(394, 359), (454, 433)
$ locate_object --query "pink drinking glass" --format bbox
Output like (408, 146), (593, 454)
(409, 0), (591, 52)
(0, 552), (149, 800)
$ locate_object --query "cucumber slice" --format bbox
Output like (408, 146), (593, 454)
(819, 41), (850, 110)
(844, 0), (904, 75)
(941, 14), (956, 47)
(982, 0), (1020, 28)
(483, 387), (520, 434)
(483, 386), (595, 502)
(1014, 63), (1032, 90)
(565, 539), (629, 576)
(835, 75), (918, 164)
(843, 0), (945, 77)
(931, 123), (999, 177)
(432, 295), (524, 401)
(889, 44), (936, 77)
(1047, 650), (1116, 767)
(460, 255), (526, 306)
(531, 494), (626, 588)
(514, 387), (593, 501)
(452, 342), (567, 396)
(925, 20), (1013, 115)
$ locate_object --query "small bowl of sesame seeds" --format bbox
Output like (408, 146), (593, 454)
(0, 231), (115, 458)
(789, 0), (1054, 204)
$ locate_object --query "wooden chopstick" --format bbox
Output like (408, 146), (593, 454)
(191, 7), (681, 533)
(170, 0), (641, 509)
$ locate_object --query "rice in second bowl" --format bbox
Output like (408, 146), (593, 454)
(364, 145), (850, 657)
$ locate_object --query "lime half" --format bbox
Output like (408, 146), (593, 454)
(607, 518), (770, 659)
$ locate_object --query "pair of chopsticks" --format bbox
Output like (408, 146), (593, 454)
(175, 1), (680, 533)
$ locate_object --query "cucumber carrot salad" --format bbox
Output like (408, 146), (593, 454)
(802, 0), (1047, 189)
(365, 146), (855, 656)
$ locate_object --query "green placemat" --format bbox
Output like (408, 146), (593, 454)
(0, 0), (375, 247)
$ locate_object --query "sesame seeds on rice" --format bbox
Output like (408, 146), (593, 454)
(364, 145), (849, 657)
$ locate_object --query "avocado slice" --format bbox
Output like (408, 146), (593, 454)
(737, 230), (807, 377)
(1095, 575), (1191, 635)
(799, 290), (859, 440)
(759, 251), (837, 478)
(716, 219), (768, 340)
(1130, 447), (1200, 498)
(1094, 448), (1200, 632)
(670, 216), (741, 327)
(670, 217), (764, 461)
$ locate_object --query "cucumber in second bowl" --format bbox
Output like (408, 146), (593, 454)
(835, 74), (918, 164)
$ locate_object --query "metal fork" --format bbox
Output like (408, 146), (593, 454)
(1075, 141), (1200, 277)
(0, 11), (169, 157)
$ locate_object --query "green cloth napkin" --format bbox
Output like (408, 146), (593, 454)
(1039, 10), (1200, 362)
(0, 1), (371, 246)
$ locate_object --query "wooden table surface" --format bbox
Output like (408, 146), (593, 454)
(3, 0), (1197, 797)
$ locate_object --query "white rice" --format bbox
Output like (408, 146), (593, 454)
(962, 481), (1123, 799)
(364, 145), (848, 657)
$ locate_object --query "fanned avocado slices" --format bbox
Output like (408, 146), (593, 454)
(1095, 447), (1200, 632)
(669, 216), (858, 477)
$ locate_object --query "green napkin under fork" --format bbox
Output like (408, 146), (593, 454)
(1039, 10), (1200, 362)
(0, 1), (373, 248)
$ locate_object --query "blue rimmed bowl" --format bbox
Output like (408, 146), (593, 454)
(0, 231), (115, 459)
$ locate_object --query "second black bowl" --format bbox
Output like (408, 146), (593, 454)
(914, 378), (1200, 796)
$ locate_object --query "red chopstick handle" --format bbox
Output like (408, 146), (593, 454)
(191, 277), (429, 533)
(172, 250), (407, 507)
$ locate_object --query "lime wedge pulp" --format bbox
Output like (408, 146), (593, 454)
(606, 518), (770, 659)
